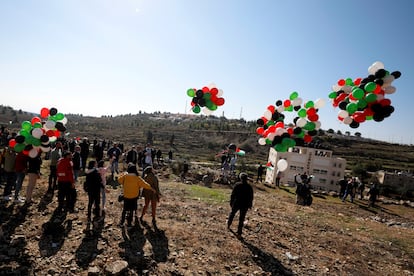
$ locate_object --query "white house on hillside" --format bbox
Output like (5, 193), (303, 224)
(265, 146), (346, 192)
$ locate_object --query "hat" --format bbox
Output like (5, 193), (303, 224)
(239, 172), (248, 180)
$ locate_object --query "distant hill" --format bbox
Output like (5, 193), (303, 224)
(1, 104), (414, 175)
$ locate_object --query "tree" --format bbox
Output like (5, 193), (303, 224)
(327, 129), (334, 134)
(355, 132), (362, 138)
(345, 131), (350, 136)
(336, 130), (342, 135)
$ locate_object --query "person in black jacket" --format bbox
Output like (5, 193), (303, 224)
(227, 172), (254, 238)
(84, 160), (104, 221)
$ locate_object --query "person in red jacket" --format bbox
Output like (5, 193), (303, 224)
(57, 151), (76, 213)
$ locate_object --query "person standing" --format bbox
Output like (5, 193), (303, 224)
(227, 172), (254, 239)
(14, 151), (28, 203)
(342, 177), (356, 203)
(117, 164), (153, 227)
(256, 164), (264, 183)
(107, 143), (122, 179)
(97, 160), (110, 216)
(126, 146), (138, 166)
(79, 137), (90, 172)
(84, 160), (105, 221)
(57, 151), (76, 213)
(72, 145), (82, 183)
(48, 142), (62, 193)
(25, 151), (42, 205)
(141, 166), (161, 226)
(2, 147), (16, 201)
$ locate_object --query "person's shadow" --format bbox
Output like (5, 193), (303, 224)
(37, 191), (54, 212)
(143, 220), (169, 262)
(0, 202), (32, 275)
(75, 213), (107, 268)
(119, 222), (147, 270)
(230, 230), (294, 276)
(38, 208), (72, 257)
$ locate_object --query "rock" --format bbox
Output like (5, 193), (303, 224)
(87, 266), (101, 275)
(104, 260), (128, 275)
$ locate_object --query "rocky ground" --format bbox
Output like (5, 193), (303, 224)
(1, 164), (414, 276)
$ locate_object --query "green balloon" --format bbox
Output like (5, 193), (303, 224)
(203, 93), (211, 100)
(285, 105), (293, 112)
(346, 102), (358, 115)
(288, 139), (296, 148)
(33, 122), (42, 128)
(328, 92), (337, 99)
(19, 129), (30, 138)
(266, 120), (275, 126)
(192, 105), (201, 114)
(345, 78), (354, 86)
(365, 93), (377, 103)
(304, 122), (316, 131)
(282, 137), (291, 147)
(305, 101), (314, 108)
(298, 108), (307, 118)
(275, 143), (287, 152)
(56, 113), (65, 120)
(187, 88), (195, 97)
(14, 143), (25, 152)
(289, 91), (299, 100)
(357, 99), (367, 109)
(352, 87), (365, 100)
(22, 121), (31, 131)
(210, 104), (218, 111)
(265, 138), (272, 145)
(364, 82), (376, 92)
(32, 138), (41, 147)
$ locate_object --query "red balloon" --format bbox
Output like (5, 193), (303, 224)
(374, 84), (382, 94)
(353, 112), (366, 123)
(304, 134), (312, 143)
(256, 127), (265, 135)
(306, 107), (317, 116)
(337, 79), (346, 86)
(308, 114), (319, 122)
(215, 97), (225, 106)
(210, 88), (218, 95)
(354, 78), (362, 85)
(268, 125), (277, 133)
(9, 139), (16, 148)
(287, 127), (294, 135)
(267, 105), (275, 113)
(202, 87), (210, 93)
(275, 121), (284, 129)
(31, 117), (41, 125)
(283, 99), (291, 107)
(40, 107), (49, 118)
(380, 99), (391, 106)
(46, 130), (55, 137)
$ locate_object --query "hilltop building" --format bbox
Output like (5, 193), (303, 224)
(265, 146), (346, 192)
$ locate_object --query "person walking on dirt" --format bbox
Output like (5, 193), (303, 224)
(367, 183), (379, 207)
(227, 172), (254, 239)
(141, 166), (161, 226)
(117, 164), (153, 227)
(84, 160), (105, 221)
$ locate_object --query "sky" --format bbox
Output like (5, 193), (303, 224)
(1, 0), (413, 144)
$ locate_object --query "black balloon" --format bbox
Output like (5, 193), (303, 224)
(15, 135), (25, 144)
(350, 121), (360, 128)
(55, 122), (66, 132)
(40, 135), (49, 143)
(271, 112), (280, 121)
(391, 71), (401, 79)
(374, 79), (384, 86)
(275, 100), (282, 106)
(196, 90), (204, 98)
(49, 107), (58, 116)
(293, 127), (302, 135)
(339, 101), (348, 110)
(256, 118), (264, 126)
(374, 69), (386, 79)
(293, 106), (301, 111)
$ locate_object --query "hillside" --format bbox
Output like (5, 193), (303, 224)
(2, 105), (414, 175)
(1, 162), (414, 275)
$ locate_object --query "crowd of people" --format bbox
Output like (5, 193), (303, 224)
(0, 134), (168, 228)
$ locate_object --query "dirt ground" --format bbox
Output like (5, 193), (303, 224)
(1, 166), (414, 276)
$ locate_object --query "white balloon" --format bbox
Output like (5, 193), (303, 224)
(202, 107), (213, 115)
(292, 97), (303, 106)
(32, 128), (43, 139)
(263, 110), (272, 120)
(296, 118), (307, 127)
(258, 137), (266, 145)
(275, 127), (286, 136)
(207, 82), (216, 89)
(314, 98), (326, 109)
(45, 120), (55, 129)
(314, 121), (321, 130)
(277, 159), (288, 172)
(28, 148), (39, 158)
(382, 74), (395, 85)
(267, 132), (276, 140)
(338, 110), (349, 118)
(368, 61), (385, 74)
(332, 84), (342, 92)
(383, 86), (396, 94)
(277, 105), (284, 113)
(49, 136), (57, 142)
(342, 85), (353, 94)
(217, 89), (224, 97)
(343, 116), (353, 125)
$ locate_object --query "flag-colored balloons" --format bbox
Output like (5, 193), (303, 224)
(187, 84), (225, 115)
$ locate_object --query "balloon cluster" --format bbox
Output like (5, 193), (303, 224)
(187, 85), (225, 115)
(256, 92), (325, 152)
(8, 107), (68, 157)
(328, 61), (401, 128)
